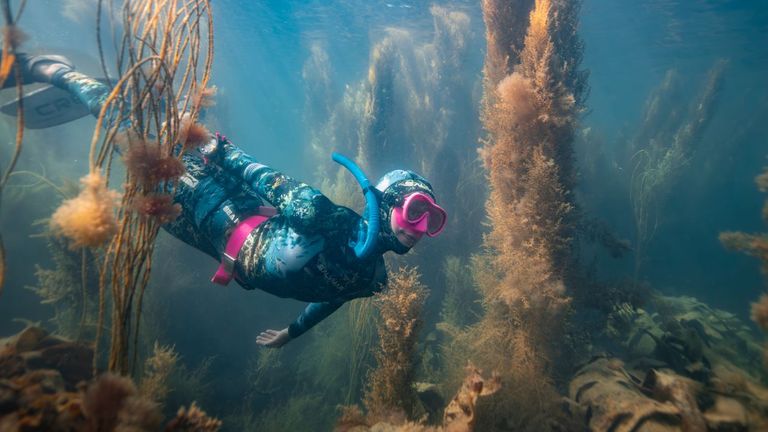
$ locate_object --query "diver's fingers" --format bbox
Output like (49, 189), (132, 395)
(256, 336), (273, 345)
(264, 329), (282, 338)
(256, 329), (280, 344)
(256, 333), (275, 341)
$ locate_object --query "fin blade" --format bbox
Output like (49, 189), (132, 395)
(0, 82), (99, 129)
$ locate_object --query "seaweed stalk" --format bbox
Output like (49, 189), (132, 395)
(46, 0), (215, 374)
(0, 0), (27, 297)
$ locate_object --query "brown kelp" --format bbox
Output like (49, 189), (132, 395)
(478, 0), (585, 310)
(0, 0), (28, 296)
(337, 364), (500, 432)
(364, 266), (428, 420)
(444, 0), (587, 428)
(47, 0), (214, 374)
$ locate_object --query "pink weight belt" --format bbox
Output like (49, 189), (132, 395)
(211, 206), (277, 286)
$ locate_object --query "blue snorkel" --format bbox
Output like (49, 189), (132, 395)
(332, 152), (379, 259)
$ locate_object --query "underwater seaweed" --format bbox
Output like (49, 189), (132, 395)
(631, 61), (726, 276)
(121, 138), (187, 188)
(132, 193), (182, 225)
(438, 0), (589, 429)
(165, 402), (222, 432)
(27, 234), (100, 339)
(139, 342), (179, 407)
(50, 171), (120, 249)
(364, 266), (428, 420)
(439, 256), (480, 330)
(346, 298), (377, 404)
(69, 0), (215, 375)
(193, 86), (218, 109)
(245, 394), (327, 432)
(336, 364), (500, 432)
(479, 0), (586, 310)
(721, 166), (768, 365)
(0, 325), (223, 431)
(356, 32), (410, 174)
(178, 113), (212, 153)
(301, 301), (374, 406)
(752, 295), (768, 333)
(481, 0), (534, 97)
(83, 373), (150, 431)
(302, 43), (335, 135)
(0, 0), (29, 296)
(1, 24), (26, 50)
(164, 357), (214, 418)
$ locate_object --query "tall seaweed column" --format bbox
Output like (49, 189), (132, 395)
(458, 0), (587, 428)
(480, 0), (586, 307)
(357, 36), (408, 175)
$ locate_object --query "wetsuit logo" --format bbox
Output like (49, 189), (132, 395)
(180, 173), (199, 188)
(316, 261), (346, 292)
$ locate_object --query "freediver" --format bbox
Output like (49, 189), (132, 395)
(5, 55), (448, 348)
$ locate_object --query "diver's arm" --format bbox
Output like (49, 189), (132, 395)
(255, 301), (343, 348)
(288, 301), (344, 339)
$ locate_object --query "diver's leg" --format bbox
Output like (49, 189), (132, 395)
(163, 154), (225, 258)
(49, 70), (111, 117)
(9, 54), (111, 119)
(18, 56), (232, 260)
(11, 54), (109, 116)
(204, 136), (267, 185)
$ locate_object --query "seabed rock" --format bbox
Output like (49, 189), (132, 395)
(0, 325), (222, 432)
(571, 295), (768, 431)
(0, 325), (93, 431)
(570, 357), (681, 431)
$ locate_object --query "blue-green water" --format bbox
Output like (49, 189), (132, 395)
(1, 0), (767, 430)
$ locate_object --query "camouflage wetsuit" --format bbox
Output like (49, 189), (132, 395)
(51, 70), (387, 339)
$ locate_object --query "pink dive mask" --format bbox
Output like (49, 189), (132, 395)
(392, 192), (447, 237)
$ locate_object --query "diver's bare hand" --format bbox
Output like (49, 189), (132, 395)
(256, 328), (291, 348)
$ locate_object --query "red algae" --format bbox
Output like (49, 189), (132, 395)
(133, 194), (182, 224)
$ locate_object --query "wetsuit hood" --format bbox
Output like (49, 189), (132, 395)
(374, 170), (436, 255)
